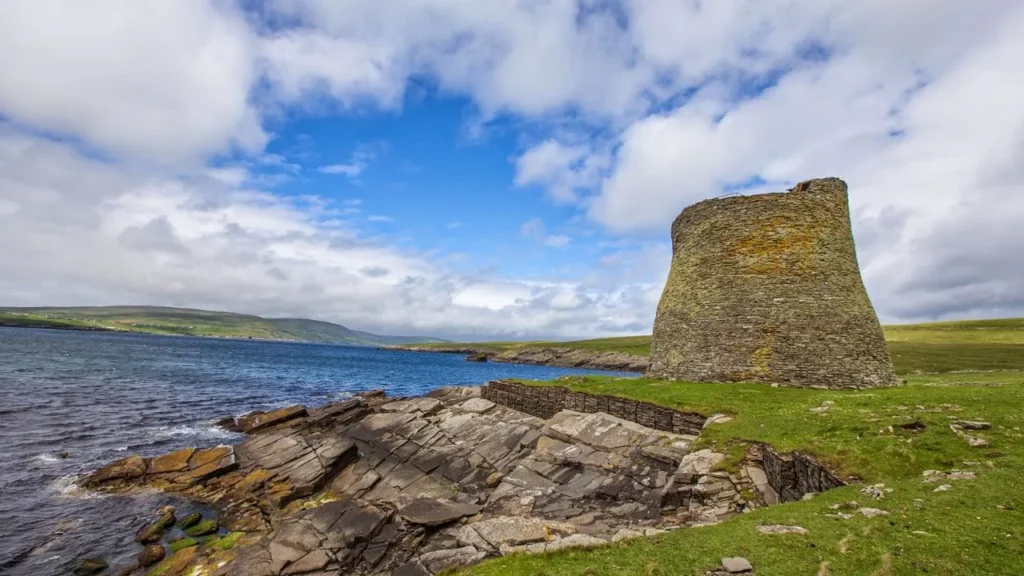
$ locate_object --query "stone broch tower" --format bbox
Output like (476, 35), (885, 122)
(647, 177), (898, 389)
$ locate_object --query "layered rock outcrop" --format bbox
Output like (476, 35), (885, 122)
(648, 177), (898, 389)
(82, 385), (841, 576)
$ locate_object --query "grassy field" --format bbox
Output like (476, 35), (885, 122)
(418, 318), (1024, 375)
(0, 306), (442, 346)
(460, 376), (1024, 574)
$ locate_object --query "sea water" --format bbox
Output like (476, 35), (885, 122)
(0, 327), (635, 575)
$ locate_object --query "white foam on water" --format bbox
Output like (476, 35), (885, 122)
(152, 424), (239, 442)
(33, 453), (64, 464)
(49, 474), (105, 500)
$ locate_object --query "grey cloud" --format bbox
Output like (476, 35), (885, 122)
(361, 266), (390, 278)
(118, 217), (188, 254)
(266, 267), (289, 281)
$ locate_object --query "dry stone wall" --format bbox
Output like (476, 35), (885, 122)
(761, 445), (845, 502)
(481, 380), (707, 436)
(648, 177), (898, 389)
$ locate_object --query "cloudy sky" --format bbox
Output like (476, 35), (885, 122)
(1, 0), (1022, 340)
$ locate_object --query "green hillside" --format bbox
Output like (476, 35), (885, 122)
(413, 318), (1024, 375)
(0, 306), (444, 346)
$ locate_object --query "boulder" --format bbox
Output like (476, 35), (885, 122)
(184, 519), (219, 537)
(399, 498), (483, 527)
(215, 415), (241, 432)
(136, 510), (176, 544)
(148, 448), (195, 474)
(73, 558), (108, 575)
(237, 405), (308, 433)
(677, 449), (726, 482)
(86, 455), (147, 486)
(139, 544), (166, 567)
(176, 512), (203, 529)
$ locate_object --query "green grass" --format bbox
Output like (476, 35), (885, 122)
(0, 306), (443, 346)
(462, 370), (1024, 576)
(422, 318), (1024, 376)
(453, 321), (1024, 575)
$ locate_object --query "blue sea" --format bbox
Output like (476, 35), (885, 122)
(0, 327), (636, 575)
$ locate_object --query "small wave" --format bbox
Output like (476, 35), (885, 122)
(152, 424), (240, 442)
(49, 474), (104, 500)
(114, 446), (128, 452)
(32, 453), (66, 464)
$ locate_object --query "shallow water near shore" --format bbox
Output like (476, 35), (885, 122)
(0, 327), (636, 575)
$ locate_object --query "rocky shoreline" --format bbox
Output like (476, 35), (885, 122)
(78, 381), (844, 576)
(389, 345), (650, 373)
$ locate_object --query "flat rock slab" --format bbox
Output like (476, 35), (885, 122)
(458, 398), (496, 414)
(468, 516), (576, 548)
(722, 557), (754, 573)
(399, 498), (483, 526)
(381, 398), (443, 416)
(756, 525), (808, 535)
(545, 411), (648, 451)
(238, 405), (309, 433)
(418, 547), (487, 574)
(677, 449), (726, 481)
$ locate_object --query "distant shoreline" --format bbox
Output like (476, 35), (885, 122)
(388, 343), (648, 373)
(0, 306), (446, 347)
(0, 322), (357, 346)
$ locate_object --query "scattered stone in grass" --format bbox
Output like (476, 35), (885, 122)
(897, 420), (927, 432)
(922, 469), (977, 483)
(704, 414), (734, 427)
(809, 401), (834, 414)
(827, 513), (853, 520)
(757, 525), (809, 535)
(721, 557), (754, 573)
(912, 531), (934, 537)
(859, 507), (890, 518)
(830, 501), (860, 511)
(860, 484), (889, 500)
(954, 420), (992, 430)
(934, 484), (952, 492)
(801, 492), (818, 501)
(950, 424), (990, 448)
(912, 499), (924, 507)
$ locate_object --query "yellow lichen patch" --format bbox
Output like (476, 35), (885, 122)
(148, 448), (195, 474)
(731, 217), (820, 276)
(293, 491), (339, 512)
(751, 324), (776, 378)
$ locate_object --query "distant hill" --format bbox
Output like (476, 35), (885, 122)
(0, 306), (447, 347)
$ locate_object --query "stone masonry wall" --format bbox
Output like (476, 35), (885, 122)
(761, 445), (845, 502)
(481, 380), (707, 436)
(647, 177), (898, 389)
